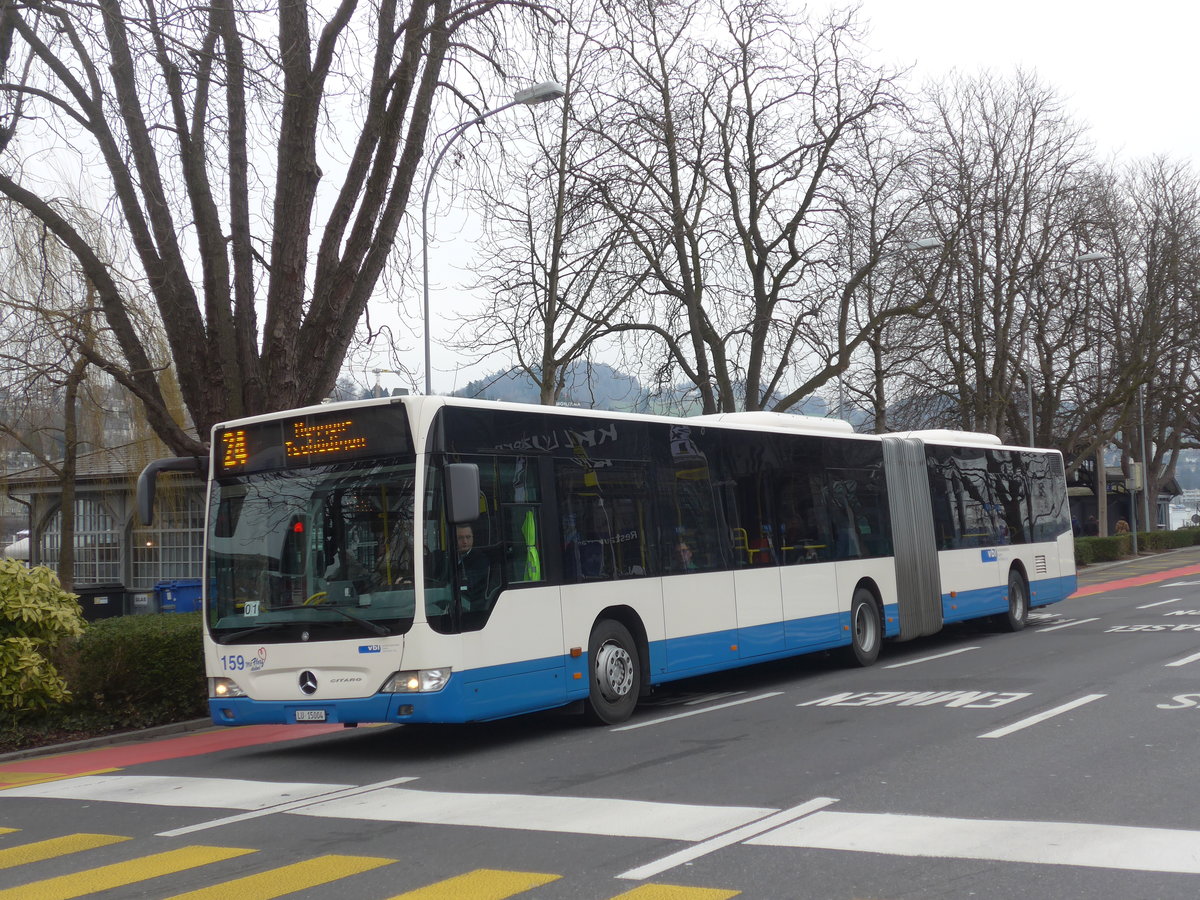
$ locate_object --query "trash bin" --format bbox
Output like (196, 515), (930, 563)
(155, 578), (203, 613)
(128, 591), (159, 615)
(74, 583), (127, 622)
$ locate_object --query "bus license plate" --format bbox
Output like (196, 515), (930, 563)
(295, 709), (326, 722)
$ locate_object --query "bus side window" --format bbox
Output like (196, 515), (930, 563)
(556, 461), (655, 581)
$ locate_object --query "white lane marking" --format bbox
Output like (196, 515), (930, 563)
(1138, 598), (1182, 609)
(748, 810), (1200, 874)
(978, 693), (1106, 739)
(5, 773), (775, 842)
(684, 691), (745, 706)
(1034, 617), (1099, 632)
(292, 788), (775, 841)
(612, 692), (783, 731)
(157, 776), (419, 837)
(883, 646), (980, 669)
(0, 775), (353, 809)
(1165, 650), (1200, 668)
(617, 797), (838, 881)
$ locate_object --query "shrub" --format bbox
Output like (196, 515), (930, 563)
(1074, 535), (1131, 564)
(1139, 528), (1200, 552)
(0, 560), (86, 716)
(64, 612), (206, 728)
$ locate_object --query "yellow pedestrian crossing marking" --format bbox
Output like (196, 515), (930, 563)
(0, 827), (741, 899)
(0, 844), (255, 900)
(164, 852), (394, 898)
(611, 886), (740, 899)
(385, 868), (560, 899)
(0, 833), (129, 869)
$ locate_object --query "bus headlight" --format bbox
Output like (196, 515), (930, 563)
(209, 677), (247, 698)
(382, 669), (450, 693)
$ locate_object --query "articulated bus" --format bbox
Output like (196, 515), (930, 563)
(138, 397), (1076, 726)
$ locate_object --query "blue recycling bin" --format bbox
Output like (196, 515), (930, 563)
(154, 579), (203, 613)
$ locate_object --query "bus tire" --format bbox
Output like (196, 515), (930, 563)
(585, 619), (641, 725)
(1000, 569), (1029, 632)
(845, 586), (882, 667)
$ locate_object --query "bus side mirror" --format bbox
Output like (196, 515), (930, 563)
(136, 457), (208, 525)
(446, 463), (481, 525)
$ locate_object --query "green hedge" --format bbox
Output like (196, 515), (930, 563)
(1074, 534), (1129, 565)
(1138, 528), (1200, 551)
(57, 612), (206, 728)
(1075, 527), (1200, 566)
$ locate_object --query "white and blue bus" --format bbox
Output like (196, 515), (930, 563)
(138, 397), (1076, 726)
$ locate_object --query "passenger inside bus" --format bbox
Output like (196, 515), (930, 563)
(675, 540), (697, 571)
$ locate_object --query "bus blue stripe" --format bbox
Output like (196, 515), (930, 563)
(943, 573), (1076, 622)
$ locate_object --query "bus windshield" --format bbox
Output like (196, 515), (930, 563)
(207, 457), (419, 644)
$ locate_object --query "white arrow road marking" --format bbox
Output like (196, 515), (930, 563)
(748, 810), (1200, 874)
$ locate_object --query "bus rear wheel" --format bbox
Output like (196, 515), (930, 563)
(585, 619), (641, 725)
(845, 587), (882, 667)
(999, 570), (1029, 632)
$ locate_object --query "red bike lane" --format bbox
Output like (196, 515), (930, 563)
(0, 723), (346, 788)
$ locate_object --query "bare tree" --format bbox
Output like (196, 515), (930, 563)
(565, 0), (917, 413)
(1104, 158), (1200, 525)
(455, 0), (641, 404)
(912, 71), (1097, 441)
(0, 0), (537, 455)
(0, 206), (122, 589)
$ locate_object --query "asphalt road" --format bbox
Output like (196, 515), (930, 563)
(3, 548), (1200, 899)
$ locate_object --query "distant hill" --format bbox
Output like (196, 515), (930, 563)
(452, 363), (840, 421)
(454, 362), (649, 411)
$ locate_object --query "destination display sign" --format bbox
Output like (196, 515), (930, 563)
(215, 405), (411, 474)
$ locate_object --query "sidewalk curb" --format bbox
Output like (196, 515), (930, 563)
(0, 717), (213, 764)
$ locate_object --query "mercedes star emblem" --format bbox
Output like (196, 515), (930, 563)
(299, 670), (318, 695)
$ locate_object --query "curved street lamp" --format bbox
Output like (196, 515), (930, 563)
(421, 81), (567, 395)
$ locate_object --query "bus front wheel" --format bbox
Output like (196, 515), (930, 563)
(1000, 570), (1029, 632)
(585, 619), (641, 725)
(845, 587), (882, 667)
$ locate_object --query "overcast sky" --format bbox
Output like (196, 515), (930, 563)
(855, 0), (1199, 163)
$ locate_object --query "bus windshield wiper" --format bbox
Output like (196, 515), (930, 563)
(217, 623), (288, 643)
(264, 602), (392, 637)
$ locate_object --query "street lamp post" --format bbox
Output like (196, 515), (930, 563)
(421, 81), (566, 395)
